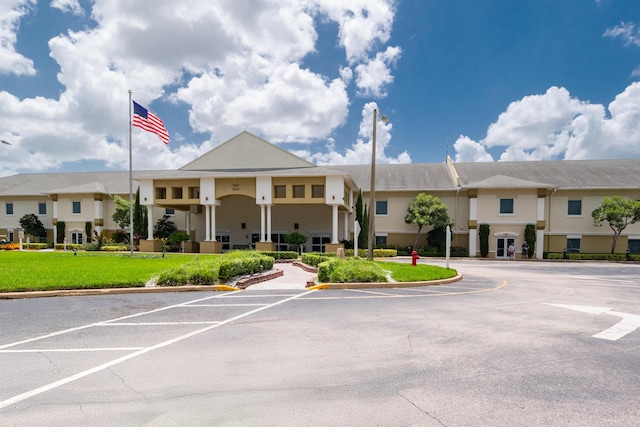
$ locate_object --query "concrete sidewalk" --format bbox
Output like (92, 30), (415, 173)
(244, 262), (317, 290)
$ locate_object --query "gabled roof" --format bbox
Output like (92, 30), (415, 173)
(454, 159), (640, 189)
(45, 181), (108, 195)
(337, 163), (457, 191)
(180, 131), (315, 171)
(0, 171), (132, 196)
(465, 175), (554, 189)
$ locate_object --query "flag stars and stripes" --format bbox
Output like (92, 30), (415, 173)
(132, 100), (169, 144)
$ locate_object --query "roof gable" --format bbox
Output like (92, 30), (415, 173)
(467, 175), (554, 189)
(180, 131), (315, 171)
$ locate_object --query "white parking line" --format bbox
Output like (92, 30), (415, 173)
(0, 347), (145, 353)
(98, 322), (220, 326)
(0, 289), (317, 410)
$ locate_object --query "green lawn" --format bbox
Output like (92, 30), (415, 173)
(377, 261), (458, 282)
(0, 251), (217, 292)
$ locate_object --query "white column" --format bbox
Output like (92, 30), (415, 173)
(147, 206), (154, 240)
(343, 212), (349, 241)
(260, 205), (266, 242)
(332, 205), (339, 244)
(536, 230), (544, 260)
(53, 223), (57, 243)
(211, 205), (217, 241)
(205, 205), (211, 241)
(266, 205), (272, 242)
(185, 211), (191, 239)
(469, 229), (477, 257)
(53, 200), (58, 218)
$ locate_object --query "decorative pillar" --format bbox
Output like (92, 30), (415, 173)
(468, 190), (478, 257)
(343, 211), (349, 241)
(211, 205), (216, 241)
(260, 205), (266, 242)
(147, 206), (154, 241)
(205, 205), (211, 241)
(266, 205), (272, 242)
(332, 205), (339, 244)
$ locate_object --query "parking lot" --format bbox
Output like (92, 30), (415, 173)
(1, 259), (639, 426)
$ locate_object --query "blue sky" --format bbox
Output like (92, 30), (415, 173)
(1, 0), (639, 177)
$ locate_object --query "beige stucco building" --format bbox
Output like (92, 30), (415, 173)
(1, 131), (640, 258)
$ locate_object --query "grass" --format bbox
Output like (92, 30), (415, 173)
(0, 251), (218, 292)
(376, 261), (458, 282)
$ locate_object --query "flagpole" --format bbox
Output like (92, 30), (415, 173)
(128, 90), (134, 256)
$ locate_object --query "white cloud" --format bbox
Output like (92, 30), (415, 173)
(50, 0), (84, 16)
(454, 83), (640, 162)
(0, 0), (36, 76)
(355, 46), (401, 97)
(307, 102), (411, 165)
(604, 21), (640, 47)
(0, 0), (402, 176)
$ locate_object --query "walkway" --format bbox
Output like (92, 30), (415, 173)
(245, 262), (317, 290)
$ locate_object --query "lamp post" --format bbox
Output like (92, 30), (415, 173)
(367, 108), (388, 260)
(1, 140), (11, 145)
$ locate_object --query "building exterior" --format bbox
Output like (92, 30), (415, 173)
(1, 131), (639, 258)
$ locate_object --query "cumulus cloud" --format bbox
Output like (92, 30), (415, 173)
(306, 102), (411, 165)
(50, 0), (84, 16)
(454, 83), (640, 162)
(0, 0), (36, 76)
(0, 0), (401, 176)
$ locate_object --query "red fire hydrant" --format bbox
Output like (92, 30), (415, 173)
(411, 250), (420, 266)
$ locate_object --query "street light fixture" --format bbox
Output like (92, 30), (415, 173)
(1, 140), (11, 145)
(367, 108), (388, 261)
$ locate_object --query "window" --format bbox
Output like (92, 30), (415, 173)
(188, 187), (200, 199)
(375, 201), (388, 215)
(6, 203), (13, 215)
(566, 237), (581, 253)
(629, 239), (640, 255)
(375, 235), (387, 246)
(311, 235), (330, 252)
(293, 185), (305, 198)
(165, 208), (175, 215)
(155, 187), (167, 199)
(38, 203), (47, 215)
(72, 201), (81, 214)
(171, 187), (183, 199)
(274, 185), (286, 198)
(312, 185), (325, 198)
(71, 231), (83, 244)
(499, 198), (514, 214)
(567, 200), (582, 216)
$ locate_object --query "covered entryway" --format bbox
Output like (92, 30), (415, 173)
(495, 232), (519, 259)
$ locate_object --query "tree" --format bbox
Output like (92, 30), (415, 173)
(133, 188), (148, 240)
(592, 195), (640, 253)
(479, 224), (490, 257)
(404, 193), (453, 249)
(427, 226), (446, 251)
(112, 195), (130, 230)
(19, 214), (46, 239)
(154, 215), (178, 239)
(355, 189), (369, 250)
(284, 231), (308, 254)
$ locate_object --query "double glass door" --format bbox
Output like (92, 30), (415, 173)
(496, 237), (515, 258)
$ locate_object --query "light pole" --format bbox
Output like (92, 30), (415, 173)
(1, 140), (11, 145)
(367, 108), (388, 260)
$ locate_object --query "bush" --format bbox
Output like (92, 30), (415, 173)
(84, 242), (101, 251)
(100, 245), (129, 252)
(54, 243), (84, 251)
(344, 248), (397, 258)
(218, 254), (274, 282)
(302, 253), (335, 267)
(258, 251), (298, 260)
(545, 252), (640, 261)
(0, 243), (21, 250)
(479, 224), (490, 257)
(112, 230), (128, 243)
(318, 258), (388, 283)
(156, 261), (218, 286)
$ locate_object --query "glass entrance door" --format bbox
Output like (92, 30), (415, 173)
(496, 237), (515, 258)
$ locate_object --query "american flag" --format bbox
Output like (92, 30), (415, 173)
(132, 100), (169, 144)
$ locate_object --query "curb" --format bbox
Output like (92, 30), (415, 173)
(307, 273), (463, 290)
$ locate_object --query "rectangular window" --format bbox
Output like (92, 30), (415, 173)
(188, 187), (200, 199)
(72, 201), (81, 214)
(311, 185), (325, 198)
(38, 203), (47, 215)
(375, 235), (387, 246)
(71, 231), (83, 244)
(376, 201), (388, 215)
(293, 185), (305, 198)
(6, 203), (13, 215)
(567, 200), (582, 216)
(274, 185), (286, 198)
(499, 198), (514, 214)
(165, 208), (175, 215)
(566, 238), (581, 253)
(629, 239), (640, 255)
(155, 187), (167, 199)
(171, 187), (183, 199)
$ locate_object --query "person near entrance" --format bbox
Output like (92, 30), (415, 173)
(508, 242), (516, 259)
(522, 241), (529, 259)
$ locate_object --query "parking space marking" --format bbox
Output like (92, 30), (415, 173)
(98, 321), (221, 326)
(0, 289), (317, 410)
(182, 303), (268, 307)
(344, 289), (401, 297)
(0, 347), (146, 353)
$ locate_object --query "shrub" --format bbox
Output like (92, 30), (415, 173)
(0, 243), (21, 250)
(318, 258), (388, 283)
(84, 242), (101, 251)
(545, 252), (640, 261)
(258, 251), (298, 260)
(218, 254), (274, 282)
(54, 243), (84, 251)
(100, 245), (129, 252)
(156, 261), (218, 286)
(302, 253), (335, 267)
(479, 224), (490, 257)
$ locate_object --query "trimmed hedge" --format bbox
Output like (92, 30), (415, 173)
(344, 248), (397, 258)
(318, 258), (388, 283)
(302, 253), (335, 267)
(54, 243), (84, 251)
(156, 261), (218, 286)
(100, 245), (129, 252)
(218, 254), (275, 282)
(545, 252), (640, 261)
(22, 243), (48, 250)
(257, 250), (298, 260)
